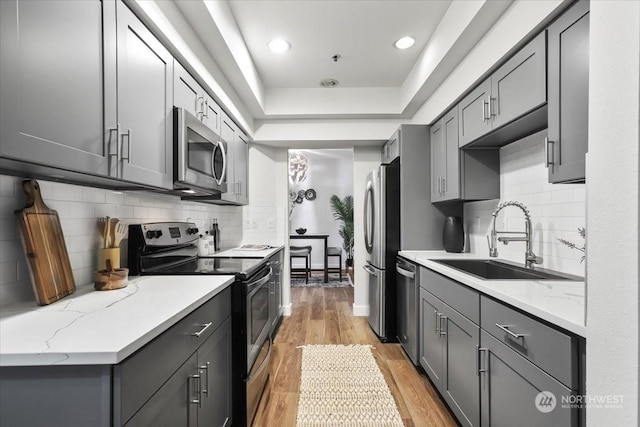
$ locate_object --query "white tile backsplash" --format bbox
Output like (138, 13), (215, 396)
(0, 175), (251, 307)
(464, 129), (586, 277)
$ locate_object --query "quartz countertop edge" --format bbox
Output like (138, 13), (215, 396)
(398, 251), (586, 338)
(0, 275), (235, 367)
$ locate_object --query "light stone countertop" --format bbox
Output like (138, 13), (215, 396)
(398, 250), (586, 337)
(0, 275), (235, 367)
(208, 245), (284, 259)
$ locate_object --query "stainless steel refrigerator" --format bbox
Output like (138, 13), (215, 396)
(363, 160), (400, 342)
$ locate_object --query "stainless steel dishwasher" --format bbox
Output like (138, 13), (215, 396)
(396, 257), (419, 365)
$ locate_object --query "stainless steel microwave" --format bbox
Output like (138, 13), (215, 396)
(174, 107), (227, 195)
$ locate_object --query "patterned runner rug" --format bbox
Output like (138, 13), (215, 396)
(290, 272), (352, 288)
(296, 345), (404, 426)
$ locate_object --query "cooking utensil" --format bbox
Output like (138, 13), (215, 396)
(97, 217), (108, 249)
(112, 221), (128, 248)
(15, 179), (76, 305)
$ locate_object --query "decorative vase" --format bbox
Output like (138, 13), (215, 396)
(443, 216), (464, 253)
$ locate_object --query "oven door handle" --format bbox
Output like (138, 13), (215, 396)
(246, 267), (272, 295)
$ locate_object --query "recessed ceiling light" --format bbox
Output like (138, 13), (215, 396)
(268, 39), (291, 53)
(394, 36), (415, 50)
(320, 79), (339, 88)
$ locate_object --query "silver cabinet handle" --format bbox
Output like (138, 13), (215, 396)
(191, 321), (213, 337)
(477, 346), (488, 376)
(121, 129), (131, 164)
(496, 323), (525, 340)
(488, 96), (495, 118)
(203, 98), (209, 118)
(482, 98), (489, 122)
(107, 124), (120, 160)
(442, 177), (446, 194)
(188, 372), (201, 405)
(545, 137), (554, 167)
(434, 311), (440, 333)
(196, 95), (205, 119)
(439, 315), (448, 336)
(199, 361), (210, 395)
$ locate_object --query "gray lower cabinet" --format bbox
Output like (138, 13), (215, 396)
(125, 317), (233, 427)
(480, 330), (576, 427)
(0, 0), (116, 178)
(419, 269), (480, 427)
(459, 32), (546, 148)
(0, 287), (233, 427)
(174, 61), (221, 135)
(431, 108), (500, 203)
(547, 0), (589, 183)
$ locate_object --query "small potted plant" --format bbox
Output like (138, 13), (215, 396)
(329, 195), (354, 267)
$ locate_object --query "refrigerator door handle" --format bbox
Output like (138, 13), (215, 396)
(363, 182), (374, 254)
(396, 263), (415, 279)
(363, 264), (379, 277)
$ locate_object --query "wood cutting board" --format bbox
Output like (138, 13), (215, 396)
(15, 180), (75, 305)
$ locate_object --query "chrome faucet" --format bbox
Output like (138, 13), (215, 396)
(487, 201), (543, 269)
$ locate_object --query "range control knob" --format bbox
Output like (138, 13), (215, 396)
(146, 230), (163, 239)
(187, 227), (199, 235)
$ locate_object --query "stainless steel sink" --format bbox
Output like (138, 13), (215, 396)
(432, 259), (580, 281)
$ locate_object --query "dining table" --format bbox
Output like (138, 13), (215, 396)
(289, 233), (329, 283)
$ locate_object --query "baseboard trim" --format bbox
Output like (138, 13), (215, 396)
(282, 303), (292, 316)
(352, 304), (369, 317)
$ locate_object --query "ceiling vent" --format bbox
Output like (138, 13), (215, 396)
(320, 78), (339, 88)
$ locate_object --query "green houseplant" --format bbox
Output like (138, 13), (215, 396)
(329, 195), (354, 267)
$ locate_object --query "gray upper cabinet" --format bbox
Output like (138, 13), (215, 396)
(174, 61), (221, 136)
(459, 32), (546, 148)
(0, 0), (117, 178)
(218, 112), (249, 205)
(431, 108), (500, 203)
(547, 0), (589, 183)
(116, 1), (173, 190)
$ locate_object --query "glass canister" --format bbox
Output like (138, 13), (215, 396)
(443, 216), (464, 253)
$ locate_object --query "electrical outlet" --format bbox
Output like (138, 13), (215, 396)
(251, 219), (258, 229)
(244, 219), (251, 229)
(268, 218), (276, 229)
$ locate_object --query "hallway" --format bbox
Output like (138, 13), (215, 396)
(253, 286), (458, 426)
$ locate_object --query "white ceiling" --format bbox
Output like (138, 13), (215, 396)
(161, 0), (514, 125)
(226, 0), (452, 89)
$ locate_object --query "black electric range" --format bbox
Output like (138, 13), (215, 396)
(127, 222), (272, 427)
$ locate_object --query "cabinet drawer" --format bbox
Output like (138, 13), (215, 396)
(115, 286), (232, 425)
(481, 295), (578, 389)
(420, 267), (479, 323)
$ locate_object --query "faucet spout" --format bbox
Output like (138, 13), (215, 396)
(487, 201), (543, 268)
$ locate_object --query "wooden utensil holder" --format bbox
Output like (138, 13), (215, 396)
(94, 267), (129, 291)
(98, 248), (120, 271)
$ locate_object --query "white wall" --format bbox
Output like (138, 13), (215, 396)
(464, 129), (586, 277)
(289, 149), (353, 269)
(586, 2), (639, 425)
(0, 175), (242, 307)
(352, 147), (382, 316)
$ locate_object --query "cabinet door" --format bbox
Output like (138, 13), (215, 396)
(480, 330), (577, 427)
(174, 61), (204, 119)
(235, 131), (249, 205)
(458, 79), (492, 147)
(442, 109), (460, 200)
(203, 95), (222, 136)
(124, 352), (197, 427)
(198, 317), (233, 427)
(116, 1), (173, 189)
(430, 120), (445, 202)
(491, 32), (546, 130)
(218, 114), (236, 203)
(441, 304), (480, 427)
(419, 288), (444, 388)
(547, 0), (589, 183)
(0, 0), (116, 177)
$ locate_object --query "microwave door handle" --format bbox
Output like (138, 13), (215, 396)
(211, 140), (227, 186)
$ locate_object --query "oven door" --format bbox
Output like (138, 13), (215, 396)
(175, 107), (227, 195)
(245, 266), (272, 374)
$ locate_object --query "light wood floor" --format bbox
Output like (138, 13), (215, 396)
(252, 286), (458, 427)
